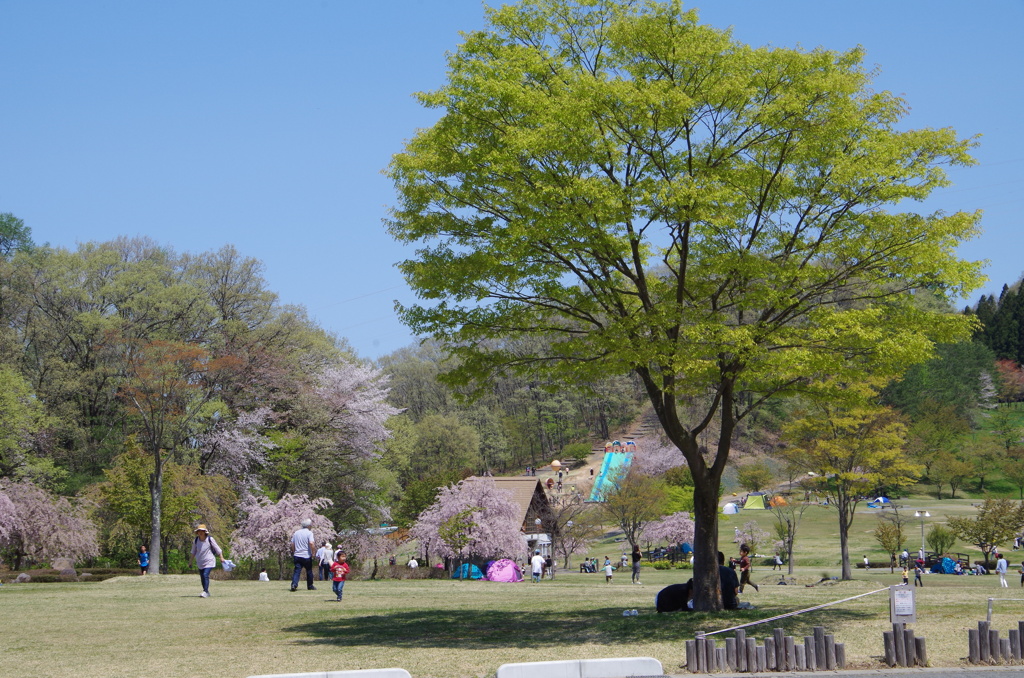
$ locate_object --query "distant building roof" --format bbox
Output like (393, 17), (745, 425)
(462, 476), (551, 531)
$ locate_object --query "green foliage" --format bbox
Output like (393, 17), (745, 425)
(926, 523), (957, 556)
(89, 449), (236, 564)
(393, 470), (465, 528)
(883, 342), (997, 422)
(661, 485), (695, 514)
(664, 465), (693, 488)
(736, 461), (774, 493)
(946, 498), (1024, 561)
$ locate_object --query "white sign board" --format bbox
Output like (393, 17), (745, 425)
(889, 585), (916, 624)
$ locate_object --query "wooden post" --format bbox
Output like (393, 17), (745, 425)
(1019, 621), (1024, 658)
(756, 645), (766, 673)
(736, 630), (747, 672)
(969, 628), (980, 664)
(979, 621), (991, 662)
(785, 636), (796, 671)
(904, 629), (916, 666)
(716, 647), (728, 673)
(990, 630), (1001, 664)
(774, 628), (786, 670)
(883, 631), (896, 667)
(835, 643), (846, 670)
(705, 638), (718, 672)
(893, 624), (906, 667)
(814, 626), (826, 670)
(1000, 637), (1011, 663)
(726, 637), (737, 671)
(825, 635), (836, 670)
(746, 637), (757, 673)
(765, 637), (776, 671)
(1010, 629), (1021, 661)
(804, 636), (816, 671)
(686, 639), (698, 673)
(794, 644), (806, 672)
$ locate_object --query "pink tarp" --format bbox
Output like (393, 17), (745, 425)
(486, 558), (524, 582)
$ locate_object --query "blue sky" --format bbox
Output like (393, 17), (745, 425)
(3, 1), (1021, 359)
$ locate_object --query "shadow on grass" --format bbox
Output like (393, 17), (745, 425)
(283, 606), (875, 649)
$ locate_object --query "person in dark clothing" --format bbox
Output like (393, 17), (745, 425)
(719, 551), (740, 609)
(655, 580), (692, 612)
(631, 544), (643, 584)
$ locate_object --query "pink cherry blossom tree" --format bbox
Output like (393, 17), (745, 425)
(198, 406), (275, 491)
(645, 511), (695, 548)
(736, 519), (772, 556)
(0, 479), (99, 570)
(334, 529), (402, 580)
(410, 478), (525, 567)
(313, 362), (403, 459)
(230, 493), (335, 578)
(632, 440), (687, 477)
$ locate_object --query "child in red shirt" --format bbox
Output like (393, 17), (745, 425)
(330, 551), (350, 602)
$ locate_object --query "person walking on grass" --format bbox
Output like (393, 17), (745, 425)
(738, 544), (758, 593)
(772, 553), (783, 571)
(330, 551), (350, 602)
(996, 552), (1009, 588)
(901, 565), (909, 585)
(604, 558), (615, 583)
(315, 541), (334, 581)
(188, 524), (223, 598)
(914, 563), (924, 587)
(631, 544), (642, 584)
(531, 550), (545, 584)
(290, 518), (317, 592)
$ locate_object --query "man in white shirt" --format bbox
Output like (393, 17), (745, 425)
(996, 552), (1009, 587)
(408, 557), (419, 568)
(315, 541), (334, 581)
(531, 550), (545, 583)
(290, 518), (317, 592)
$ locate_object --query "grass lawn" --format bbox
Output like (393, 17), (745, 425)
(4, 563), (1024, 677)
(5, 496), (1024, 677)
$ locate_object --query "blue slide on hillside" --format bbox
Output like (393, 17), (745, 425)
(588, 451), (634, 502)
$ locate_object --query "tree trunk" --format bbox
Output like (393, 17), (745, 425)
(148, 452), (163, 575)
(691, 479), (723, 611)
(838, 497), (852, 581)
(787, 541), (795, 575)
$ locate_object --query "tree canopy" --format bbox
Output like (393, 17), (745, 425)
(387, 0), (982, 609)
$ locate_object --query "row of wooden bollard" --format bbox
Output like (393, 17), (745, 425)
(968, 620), (1024, 664)
(684, 626), (845, 673)
(882, 623), (927, 667)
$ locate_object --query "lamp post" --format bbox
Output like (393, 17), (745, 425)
(914, 510), (930, 561)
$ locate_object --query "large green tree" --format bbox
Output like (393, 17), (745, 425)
(782, 395), (920, 580)
(387, 0), (981, 609)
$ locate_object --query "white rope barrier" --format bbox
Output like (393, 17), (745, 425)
(697, 587), (891, 638)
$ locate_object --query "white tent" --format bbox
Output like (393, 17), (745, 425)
(723, 502), (740, 515)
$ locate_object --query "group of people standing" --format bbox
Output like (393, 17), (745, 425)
(156, 519), (352, 601)
(288, 519), (350, 601)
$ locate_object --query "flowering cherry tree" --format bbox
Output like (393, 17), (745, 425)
(0, 479), (99, 570)
(313, 362), (403, 458)
(736, 520), (772, 556)
(645, 511), (695, 547)
(411, 478), (524, 562)
(632, 440), (687, 477)
(230, 493), (334, 577)
(334, 529), (402, 579)
(198, 407), (275, 490)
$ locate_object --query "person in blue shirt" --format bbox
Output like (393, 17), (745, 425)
(137, 545), (149, 575)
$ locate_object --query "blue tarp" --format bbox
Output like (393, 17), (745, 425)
(930, 557), (956, 574)
(452, 563), (484, 579)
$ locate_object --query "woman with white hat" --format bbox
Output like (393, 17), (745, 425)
(188, 524), (223, 598)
